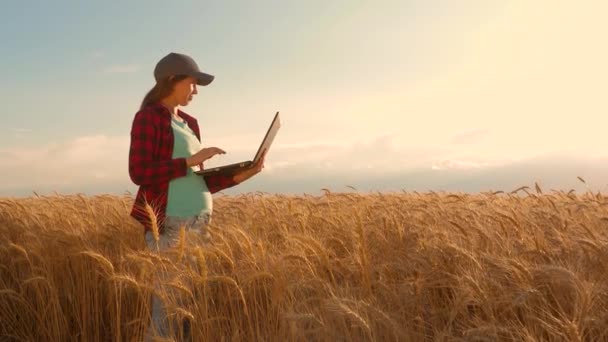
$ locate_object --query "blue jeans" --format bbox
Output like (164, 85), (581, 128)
(144, 212), (212, 341)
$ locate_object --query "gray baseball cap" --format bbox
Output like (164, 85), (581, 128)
(153, 52), (215, 86)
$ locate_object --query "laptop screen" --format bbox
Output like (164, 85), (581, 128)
(253, 112), (281, 163)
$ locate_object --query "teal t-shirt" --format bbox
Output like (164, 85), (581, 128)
(166, 116), (212, 218)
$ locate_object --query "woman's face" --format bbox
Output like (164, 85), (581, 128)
(172, 76), (198, 106)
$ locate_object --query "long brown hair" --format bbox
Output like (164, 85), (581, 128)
(140, 74), (189, 110)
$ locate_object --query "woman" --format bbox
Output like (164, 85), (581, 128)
(128, 52), (265, 340)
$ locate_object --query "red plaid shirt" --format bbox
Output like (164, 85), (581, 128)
(128, 102), (236, 233)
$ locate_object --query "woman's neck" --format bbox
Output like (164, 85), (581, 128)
(160, 98), (179, 116)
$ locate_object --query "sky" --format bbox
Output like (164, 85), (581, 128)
(1, 1), (607, 197)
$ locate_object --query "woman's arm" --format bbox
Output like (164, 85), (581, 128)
(203, 174), (238, 193)
(128, 110), (188, 186)
(231, 151), (266, 185)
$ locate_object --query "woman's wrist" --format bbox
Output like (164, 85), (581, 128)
(185, 156), (197, 167)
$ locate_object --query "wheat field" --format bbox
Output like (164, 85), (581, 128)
(1, 185), (608, 341)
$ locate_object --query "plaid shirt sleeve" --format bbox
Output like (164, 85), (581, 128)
(128, 110), (187, 185)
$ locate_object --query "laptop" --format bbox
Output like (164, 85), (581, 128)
(194, 111), (281, 176)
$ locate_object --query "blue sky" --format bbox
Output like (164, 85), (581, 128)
(1, 1), (607, 196)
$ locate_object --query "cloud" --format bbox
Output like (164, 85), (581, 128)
(8, 127), (33, 139)
(450, 129), (489, 145)
(10, 128), (32, 133)
(1, 134), (606, 197)
(205, 134), (454, 174)
(431, 159), (490, 171)
(103, 64), (141, 73)
(0, 134), (454, 195)
(90, 51), (105, 59)
(225, 155), (608, 195)
(0, 135), (129, 192)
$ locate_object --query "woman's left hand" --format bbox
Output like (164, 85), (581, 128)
(233, 150), (266, 184)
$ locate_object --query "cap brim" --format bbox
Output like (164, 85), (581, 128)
(193, 72), (214, 86)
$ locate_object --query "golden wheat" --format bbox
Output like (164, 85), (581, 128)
(1, 190), (608, 341)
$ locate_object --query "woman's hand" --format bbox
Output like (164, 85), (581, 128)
(186, 147), (226, 167)
(233, 151), (266, 184)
